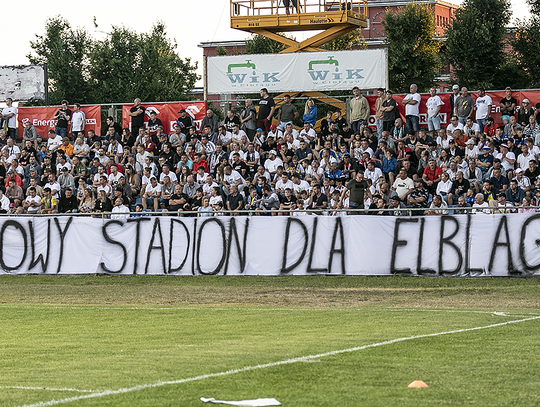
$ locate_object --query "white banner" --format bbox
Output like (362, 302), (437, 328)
(0, 65), (46, 101)
(0, 214), (539, 276)
(207, 49), (388, 94)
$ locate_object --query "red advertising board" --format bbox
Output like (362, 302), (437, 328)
(121, 102), (208, 134)
(17, 105), (102, 138)
(365, 90), (539, 129)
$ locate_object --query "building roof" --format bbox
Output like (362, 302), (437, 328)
(198, 41), (247, 49)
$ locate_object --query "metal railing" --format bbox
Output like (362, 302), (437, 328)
(230, 0), (367, 18)
(4, 205), (538, 217)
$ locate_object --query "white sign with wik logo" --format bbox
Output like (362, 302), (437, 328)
(207, 49), (388, 94)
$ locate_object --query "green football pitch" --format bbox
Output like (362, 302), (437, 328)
(0, 276), (539, 407)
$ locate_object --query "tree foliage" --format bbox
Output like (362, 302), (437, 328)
(28, 17), (199, 104)
(89, 22), (198, 103)
(28, 16), (93, 105)
(244, 34), (288, 54)
(382, 3), (440, 93)
(320, 29), (367, 51)
(444, 0), (511, 89)
(513, 3), (540, 87)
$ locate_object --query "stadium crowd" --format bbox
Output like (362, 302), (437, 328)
(1, 84), (540, 217)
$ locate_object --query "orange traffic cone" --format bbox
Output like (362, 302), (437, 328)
(408, 380), (429, 388)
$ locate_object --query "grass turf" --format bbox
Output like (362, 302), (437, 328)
(0, 276), (539, 406)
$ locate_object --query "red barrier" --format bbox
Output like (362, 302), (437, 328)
(365, 90), (539, 128)
(18, 105), (101, 138)
(121, 102), (208, 134)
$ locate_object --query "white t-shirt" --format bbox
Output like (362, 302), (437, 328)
(145, 183), (162, 196)
(219, 132), (233, 145)
(108, 172), (123, 185)
(44, 181), (61, 198)
(475, 95), (493, 120)
(365, 167), (383, 184)
(111, 205), (130, 219)
(231, 129), (247, 141)
(48, 135), (63, 151)
(2, 145), (20, 163)
(275, 179), (294, 191)
(472, 202), (490, 214)
(426, 95), (444, 118)
(2, 106), (17, 128)
(495, 152), (516, 171)
(160, 171), (178, 184)
(107, 142), (124, 156)
(71, 110), (86, 131)
(404, 93), (421, 116)
(264, 157), (283, 174)
(229, 150), (245, 161)
(25, 195), (42, 213)
(299, 128), (316, 142)
(224, 170), (246, 186)
(447, 122), (464, 134)
(436, 135), (454, 149)
(392, 177), (414, 198)
(293, 180), (311, 194)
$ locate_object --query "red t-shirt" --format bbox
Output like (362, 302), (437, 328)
(423, 165), (443, 181)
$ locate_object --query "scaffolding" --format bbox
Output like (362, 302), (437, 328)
(230, 0), (368, 53)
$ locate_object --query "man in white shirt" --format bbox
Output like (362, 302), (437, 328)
(142, 176), (162, 211)
(2, 138), (20, 164)
(446, 116), (465, 135)
(495, 143), (516, 175)
(472, 193), (490, 214)
(111, 197), (130, 219)
(392, 168), (414, 201)
(365, 161), (383, 185)
(1, 98), (17, 139)
(70, 103), (86, 139)
(402, 83), (421, 132)
(425, 87), (444, 138)
(23, 187), (42, 214)
(299, 122), (316, 144)
(44, 174), (61, 199)
(264, 150), (283, 180)
(475, 87), (492, 131)
(230, 123), (247, 141)
(47, 130), (64, 152)
(274, 172), (294, 194)
(0, 189), (10, 212)
(223, 166), (246, 193)
(159, 163), (178, 184)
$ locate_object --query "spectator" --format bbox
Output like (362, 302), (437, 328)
(349, 87), (369, 132)
(111, 197), (130, 219)
(70, 103), (85, 139)
(23, 186), (42, 214)
(226, 184), (243, 214)
(58, 187), (78, 213)
(38, 187), (57, 214)
(402, 84), (421, 132)
(142, 176), (162, 211)
(406, 179), (429, 214)
(258, 185), (280, 213)
(499, 87), (517, 124)
(128, 98), (145, 137)
(302, 99), (317, 127)
(425, 194), (448, 215)
(454, 87), (474, 125)
(505, 179), (525, 205)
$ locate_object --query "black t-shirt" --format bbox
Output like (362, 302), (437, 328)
(382, 99), (398, 122)
(232, 160), (249, 176)
(177, 115), (193, 130)
(56, 108), (72, 128)
(147, 118), (163, 135)
(130, 105), (145, 128)
(524, 167), (540, 184)
(500, 97), (517, 116)
(258, 96), (275, 120)
(346, 179), (368, 204)
(280, 195), (297, 207)
(451, 178), (470, 196)
(224, 116), (241, 132)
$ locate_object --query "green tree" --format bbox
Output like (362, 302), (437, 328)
(320, 28), (367, 51)
(513, 0), (540, 87)
(382, 3), (440, 93)
(444, 0), (511, 89)
(29, 18), (199, 104)
(89, 22), (199, 103)
(244, 34), (288, 54)
(27, 16), (93, 104)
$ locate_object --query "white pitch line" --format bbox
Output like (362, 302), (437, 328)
(0, 387), (98, 393)
(17, 315), (540, 407)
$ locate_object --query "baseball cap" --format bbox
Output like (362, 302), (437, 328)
(516, 168), (523, 173)
(9, 203), (15, 208)
(523, 99), (530, 104)
(452, 84), (459, 90)
(178, 108), (186, 113)
(500, 143), (509, 148)
(62, 167), (69, 172)
(497, 192), (506, 198)
(269, 150), (277, 155)
(270, 124), (277, 130)
(256, 128), (263, 132)
(465, 139), (475, 145)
